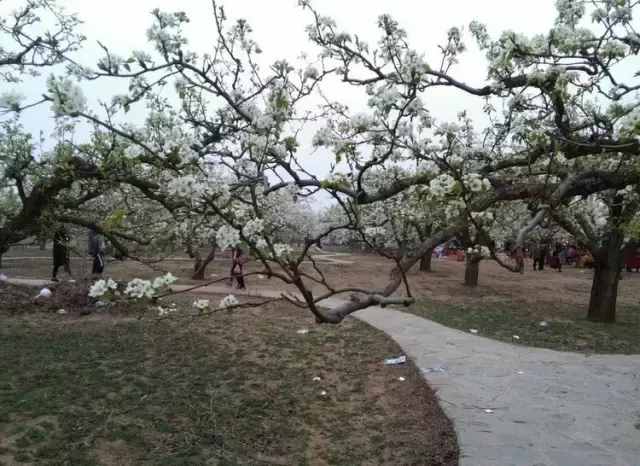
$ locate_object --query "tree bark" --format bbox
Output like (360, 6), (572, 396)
(419, 248), (433, 272)
(192, 246), (216, 280)
(588, 233), (624, 323)
(0, 244), (7, 269)
(464, 257), (480, 287)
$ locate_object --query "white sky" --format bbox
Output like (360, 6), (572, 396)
(3, 0), (559, 181)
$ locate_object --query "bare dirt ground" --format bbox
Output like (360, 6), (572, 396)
(6, 247), (640, 307)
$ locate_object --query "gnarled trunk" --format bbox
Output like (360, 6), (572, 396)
(419, 248), (433, 272)
(464, 257), (480, 287)
(192, 247), (216, 280)
(588, 233), (624, 323)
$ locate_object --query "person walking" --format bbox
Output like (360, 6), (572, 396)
(550, 244), (563, 272)
(531, 243), (540, 271)
(88, 226), (106, 276)
(559, 243), (568, 265)
(52, 226), (72, 281)
(533, 243), (548, 271)
(567, 245), (577, 265)
(229, 247), (247, 289)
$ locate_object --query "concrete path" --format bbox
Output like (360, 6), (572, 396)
(4, 278), (640, 466)
(347, 305), (640, 466)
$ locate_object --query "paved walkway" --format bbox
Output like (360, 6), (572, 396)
(4, 278), (640, 466)
(347, 305), (640, 466)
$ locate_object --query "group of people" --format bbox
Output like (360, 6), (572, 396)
(51, 225), (106, 281)
(51, 225), (250, 289)
(529, 243), (578, 272)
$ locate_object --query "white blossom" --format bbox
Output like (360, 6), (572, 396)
(124, 278), (155, 299)
(167, 175), (206, 199)
(192, 299), (210, 311)
(89, 278), (118, 298)
(46, 75), (87, 116)
(303, 65), (320, 80)
(243, 218), (265, 240)
(462, 173), (491, 193)
(216, 225), (241, 251)
(124, 145), (143, 159)
(429, 174), (457, 196)
(312, 127), (334, 147)
(0, 91), (24, 111)
(152, 273), (177, 290)
(274, 243), (293, 258)
(219, 294), (239, 308)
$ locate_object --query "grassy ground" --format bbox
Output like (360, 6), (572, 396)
(408, 298), (640, 354)
(0, 284), (458, 466)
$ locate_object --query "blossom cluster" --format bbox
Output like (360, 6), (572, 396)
(89, 278), (118, 298)
(46, 75), (87, 116)
(462, 173), (492, 193)
(216, 225), (241, 251)
(466, 245), (491, 258)
(192, 294), (240, 311)
(88, 273), (177, 300)
(429, 174), (457, 197)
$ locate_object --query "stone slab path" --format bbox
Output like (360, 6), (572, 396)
(4, 278), (640, 466)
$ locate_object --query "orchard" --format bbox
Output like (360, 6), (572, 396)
(1, 1), (639, 464)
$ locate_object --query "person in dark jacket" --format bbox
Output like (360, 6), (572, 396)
(52, 226), (72, 281)
(229, 247), (247, 289)
(88, 226), (105, 275)
(550, 244), (563, 272)
(533, 243), (548, 271)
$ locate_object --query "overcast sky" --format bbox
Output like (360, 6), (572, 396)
(2, 0), (559, 181)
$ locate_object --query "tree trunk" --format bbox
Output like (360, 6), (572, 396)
(419, 248), (433, 272)
(464, 257), (480, 287)
(588, 234), (624, 323)
(192, 247), (216, 280)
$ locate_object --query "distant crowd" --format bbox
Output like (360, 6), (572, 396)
(525, 243), (586, 272)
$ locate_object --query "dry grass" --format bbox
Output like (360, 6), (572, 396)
(0, 283), (458, 466)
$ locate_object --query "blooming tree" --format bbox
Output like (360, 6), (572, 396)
(550, 187), (640, 321)
(293, 0), (640, 320)
(0, 0), (83, 112)
(3, 0), (640, 324)
(0, 0), (91, 261)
